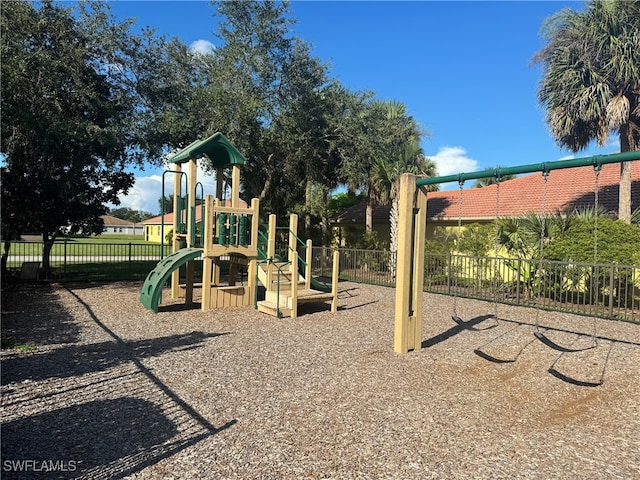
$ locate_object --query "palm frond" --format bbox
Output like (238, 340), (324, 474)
(606, 93), (630, 129)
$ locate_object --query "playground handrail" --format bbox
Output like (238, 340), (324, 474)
(255, 257), (292, 318)
(161, 169), (188, 258)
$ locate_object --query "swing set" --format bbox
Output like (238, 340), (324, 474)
(394, 150), (640, 355)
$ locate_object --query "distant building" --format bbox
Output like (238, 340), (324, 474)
(100, 215), (144, 236)
(330, 162), (640, 246)
(142, 211), (202, 244)
(143, 199), (248, 243)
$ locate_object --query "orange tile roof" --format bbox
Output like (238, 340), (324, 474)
(428, 161), (640, 220)
(331, 161), (640, 223)
(144, 210), (204, 225)
(144, 198), (249, 224)
(100, 215), (137, 226)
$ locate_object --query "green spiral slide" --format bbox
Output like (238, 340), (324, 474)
(140, 248), (203, 313)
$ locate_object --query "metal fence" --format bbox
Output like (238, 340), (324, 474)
(3, 241), (170, 281)
(311, 247), (640, 323)
(420, 253), (640, 322)
(4, 241), (638, 322)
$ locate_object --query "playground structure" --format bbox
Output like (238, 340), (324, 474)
(139, 132), (339, 317)
(394, 151), (640, 354)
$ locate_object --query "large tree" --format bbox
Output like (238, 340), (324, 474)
(208, 0), (327, 218)
(0, 1), (156, 275)
(534, 0), (640, 223)
(340, 99), (428, 233)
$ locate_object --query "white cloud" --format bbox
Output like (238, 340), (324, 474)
(429, 146), (479, 177)
(189, 39), (216, 56)
(116, 173), (163, 214)
(558, 154), (575, 161)
(114, 162), (220, 215)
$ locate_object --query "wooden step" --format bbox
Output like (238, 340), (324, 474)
(294, 289), (336, 302)
(256, 300), (291, 317)
(265, 288), (335, 308)
(266, 279), (305, 290)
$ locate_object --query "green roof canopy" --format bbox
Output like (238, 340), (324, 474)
(168, 132), (247, 167)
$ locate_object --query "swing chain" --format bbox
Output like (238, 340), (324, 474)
(591, 165), (601, 346)
(593, 165), (600, 266)
(492, 178), (501, 319)
(535, 172), (550, 331)
(452, 181), (464, 319)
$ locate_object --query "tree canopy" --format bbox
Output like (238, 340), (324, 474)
(534, 0), (640, 223)
(0, 1), (176, 274)
(1, 0), (434, 270)
(1, 2), (136, 237)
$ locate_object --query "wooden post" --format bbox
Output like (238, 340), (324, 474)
(291, 251), (298, 319)
(187, 159), (197, 247)
(305, 239), (312, 289)
(171, 164), (182, 299)
(331, 250), (339, 313)
(212, 198), (221, 286)
(268, 214), (277, 259)
(231, 165), (240, 208)
(250, 198), (260, 250)
(202, 195), (214, 310)
(394, 173), (426, 353)
(184, 159), (198, 305)
(288, 213), (298, 264)
(247, 198), (260, 306)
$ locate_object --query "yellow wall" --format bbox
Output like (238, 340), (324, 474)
(144, 224), (172, 243)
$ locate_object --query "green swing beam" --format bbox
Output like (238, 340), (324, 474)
(415, 151), (640, 187)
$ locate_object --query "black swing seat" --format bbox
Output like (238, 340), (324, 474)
(547, 366), (603, 387)
(451, 314), (498, 331)
(474, 348), (516, 364)
(474, 324), (536, 363)
(534, 330), (596, 353)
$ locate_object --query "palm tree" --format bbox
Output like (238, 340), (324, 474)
(533, 0), (640, 223)
(364, 99), (426, 233)
(473, 167), (517, 187)
(370, 137), (436, 276)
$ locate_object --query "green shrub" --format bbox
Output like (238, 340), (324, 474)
(458, 223), (493, 256)
(355, 231), (385, 251)
(545, 218), (640, 265)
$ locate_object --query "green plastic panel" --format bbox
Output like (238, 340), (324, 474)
(139, 247), (203, 313)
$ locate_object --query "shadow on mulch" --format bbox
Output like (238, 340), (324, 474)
(1, 283), (82, 347)
(1, 284), (237, 479)
(1, 331), (227, 385)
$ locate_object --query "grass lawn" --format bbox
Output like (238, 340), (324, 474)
(5, 236), (171, 270)
(62, 234), (159, 244)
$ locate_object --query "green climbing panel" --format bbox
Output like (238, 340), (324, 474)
(140, 247), (203, 313)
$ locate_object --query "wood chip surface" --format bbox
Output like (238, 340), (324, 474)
(1, 281), (639, 479)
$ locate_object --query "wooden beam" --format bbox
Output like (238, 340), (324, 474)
(394, 173), (422, 353)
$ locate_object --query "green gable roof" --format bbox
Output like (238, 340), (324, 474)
(168, 132), (247, 167)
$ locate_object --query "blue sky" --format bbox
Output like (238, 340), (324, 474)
(106, 0), (618, 214)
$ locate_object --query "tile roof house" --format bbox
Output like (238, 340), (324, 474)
(100, 215), (144, 236)
(142, 199), (248, 243)
(331, 162), (640, 245)
(143, 210), (204, 243)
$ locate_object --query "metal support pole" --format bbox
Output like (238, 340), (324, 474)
(416, 151), (640, 187)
